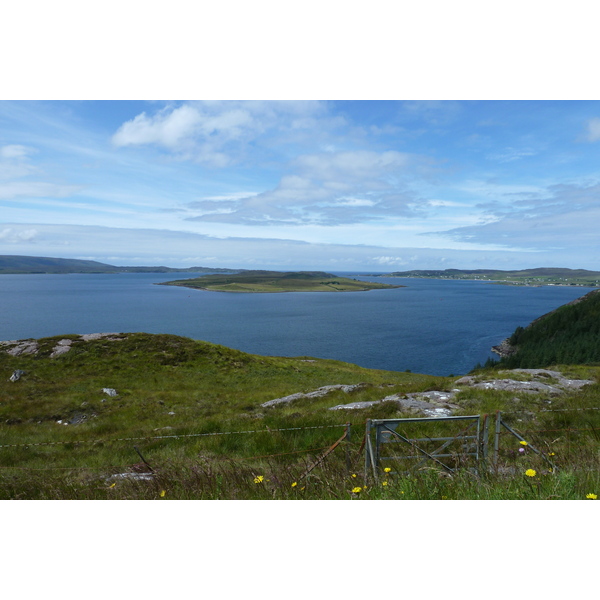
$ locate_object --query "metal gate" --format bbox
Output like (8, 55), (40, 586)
(364, 415), (487, 479)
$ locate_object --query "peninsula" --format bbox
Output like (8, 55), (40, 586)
(0, 255), (238, 275)
(160, 270), (403, 293)
(380, 268), (600, 287)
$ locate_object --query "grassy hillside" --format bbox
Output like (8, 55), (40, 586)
(1, 332), (599, 499)
(0, 255), (237, 274)
(161, 270), (402, 293)
(490, 289), (600, 368)
(384, 267), (600, 286)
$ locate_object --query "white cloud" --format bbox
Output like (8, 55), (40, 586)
(0, 223), (572, 271)
(0, 144), (36, 159)
(486, 147), (536, 163)
(437, 182), (600, 251)
(112, 104), (242, 150)
(111, 101), (336, 167)
(0, 227), (38, 243)
(183, 150), (422, 226)
(584, 118), (600, 142)
(0, 181), (81, 200)
(0, 144), (39, 180)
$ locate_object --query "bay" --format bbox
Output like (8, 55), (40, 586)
(0, 272), (592, 376)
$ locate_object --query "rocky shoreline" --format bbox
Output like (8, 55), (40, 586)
(491, 338), (516, 358)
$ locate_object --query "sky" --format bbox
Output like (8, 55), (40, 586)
(3, 99), (600, 271)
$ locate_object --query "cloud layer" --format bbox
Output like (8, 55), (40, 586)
(3, 100), (600, 269)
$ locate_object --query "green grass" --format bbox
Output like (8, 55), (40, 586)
(1, 332), (599, 499)
(159, 270), (402, 293)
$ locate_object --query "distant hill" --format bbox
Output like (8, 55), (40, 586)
(0, 255), (239, 274)
(384, 267), (600, 286)
(489, 289), (600, 368)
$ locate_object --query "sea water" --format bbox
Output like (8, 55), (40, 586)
(0, 273), (592, 376)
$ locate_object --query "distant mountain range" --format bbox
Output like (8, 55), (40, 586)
(0, 255), (239, 275)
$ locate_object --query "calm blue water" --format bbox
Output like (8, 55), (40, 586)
(0, 273), (592, 376)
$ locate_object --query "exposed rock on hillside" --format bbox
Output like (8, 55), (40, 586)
(330, 390), (459, 417)
(1, 333), (126, 359)
(264, 368), (595, 417)
(261, 384), (367, 407)
(491, 339), (516, 358)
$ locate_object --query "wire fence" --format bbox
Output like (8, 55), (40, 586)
(1, 405), (599, 475)
(0, 423), (348, 449)
(0, 423), (352, 472)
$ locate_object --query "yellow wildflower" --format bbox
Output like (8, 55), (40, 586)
(586, 493), (597, 500)
(160, 490), (166, 497)
(352, 486), (362, 494)
(548, 452), (555, 456)
(108, 482), (116, 488)
(384, 467), (391, 473)
(382, 481), (388, 486)
(291, 482), (298, 488)
(519, 440), (528, 446)
(351, 473), (357, 478)
(525, 469), (537, 477)
(253, 475), (264, 484)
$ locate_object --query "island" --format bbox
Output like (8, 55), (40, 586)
(159, 270), (404, 293)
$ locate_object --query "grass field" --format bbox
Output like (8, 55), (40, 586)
(1, 333), (599, 499)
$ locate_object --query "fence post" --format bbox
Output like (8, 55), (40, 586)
(494, 411), (501, 471)
(481, 414), (489, 463)
(345, 422), (351, 474)
(364, 420), (374, 485)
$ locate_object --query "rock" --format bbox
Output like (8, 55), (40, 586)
(491, 338), (517, 358)
(330, 391), (459, 417)
(68, 413), (88, 425)
(9, 369), (26, 382)
(80, 333), (122, 341)
(470, 379), (562, 394)
(6, 340), (39, 356)
(50, 339), (73, 358)
(107, 473), (154, 481)
(330, 400), (385, 410)
(262, 383), (366, 407)
(102, 388), (118, 397)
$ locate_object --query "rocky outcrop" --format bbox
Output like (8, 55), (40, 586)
(267, 368), (594, 418)
(0, 333), (125, 358)
(330, 390), (459, 417)
(491, 338), (516, 358)
(261, 384), (367, 407)
(50, 339), (73, 358)
(455, 369), (593, 395)
(2, 340), (39, 356)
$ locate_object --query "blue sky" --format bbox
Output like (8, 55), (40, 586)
(0, 100), (600, 271)
(2, 99), (600, 270)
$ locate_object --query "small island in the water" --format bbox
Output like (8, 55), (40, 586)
(160, 270), (404, 293)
